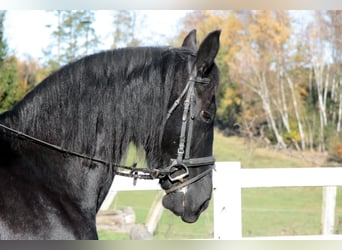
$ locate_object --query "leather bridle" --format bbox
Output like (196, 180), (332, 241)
(161, 63), (215, 193)
(0, 59), (215, 194)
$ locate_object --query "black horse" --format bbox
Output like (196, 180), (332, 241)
(0, 29), (220, 239)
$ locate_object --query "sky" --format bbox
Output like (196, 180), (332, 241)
(3, 10), (190, 61)
(2, 10), (325, 64)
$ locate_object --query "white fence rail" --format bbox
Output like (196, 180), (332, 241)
(101, 162), (342, 240)
(214, 162), (342, 239)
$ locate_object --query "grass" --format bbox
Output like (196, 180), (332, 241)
(98, 130), (342, 239)
(213, 131), (322, 168)
(98, 189), (215, 240)
(242, 187), (323, 236)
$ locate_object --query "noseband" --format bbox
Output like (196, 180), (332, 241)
(0, 57), (215, 194)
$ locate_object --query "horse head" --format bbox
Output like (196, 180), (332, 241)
(160, 29), (220, 223)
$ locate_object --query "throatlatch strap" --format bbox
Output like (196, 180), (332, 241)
(166, 80), (192, 120)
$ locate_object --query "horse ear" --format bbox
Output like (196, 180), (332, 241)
(195, 30), (221, 76)
(181, 29), (197, 50)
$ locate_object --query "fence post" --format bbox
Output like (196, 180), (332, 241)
(321, 186), (337, 235)
(213, 162), (242, 239)
(145, 191), (164, 234)
(99, 182), (117, 211)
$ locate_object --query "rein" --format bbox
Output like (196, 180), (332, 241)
(0, 123), (165, 182)
(0, 58), (215, 194)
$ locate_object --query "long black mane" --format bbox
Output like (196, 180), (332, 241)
(0, 46), (194, 168)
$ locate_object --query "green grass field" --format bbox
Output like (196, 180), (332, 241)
(97, 130), (342, 239)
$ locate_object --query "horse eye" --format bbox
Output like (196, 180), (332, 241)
(200, 110), (212, 123)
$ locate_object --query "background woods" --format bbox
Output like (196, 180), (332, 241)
(178, 10), (342, 157)
(1, 10), (342, 157)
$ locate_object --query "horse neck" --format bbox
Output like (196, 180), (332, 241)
(2, 48), (180, 166)
(0, 62), (117, 212)
(4, 63), (114, 156)
(0, 48), (188, 216)
(0, 91), (115, 214)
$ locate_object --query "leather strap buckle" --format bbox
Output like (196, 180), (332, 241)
(167, 161), (189, 182)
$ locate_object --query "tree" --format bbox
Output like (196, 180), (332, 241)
(227, 11), (294, 148)
(326, 11), (342, 132)
(177, 11), (244, 134)
(43, 10), (100, 70)
(16, 55), (47, 90)
(111, 10), (140, 48)
(327, 11), (342, 73)
(0, 11), (22, 113)
(0, 11), (7, 64)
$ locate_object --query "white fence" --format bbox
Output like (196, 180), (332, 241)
(213, 162), (342, 239)
(101, 162), (342, 240)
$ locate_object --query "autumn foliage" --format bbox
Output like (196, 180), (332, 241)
(176, 10), (342, 155)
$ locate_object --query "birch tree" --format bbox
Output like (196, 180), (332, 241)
(305, 12), (331, 151)
(327, 11), (342, 132)
(228, 10), (292, 148)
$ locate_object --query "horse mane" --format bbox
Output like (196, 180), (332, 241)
(1, 46), (194, 167)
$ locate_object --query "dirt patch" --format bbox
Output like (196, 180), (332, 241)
(96, 207), (135, 233)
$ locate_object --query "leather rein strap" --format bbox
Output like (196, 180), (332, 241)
(0, 123), (163, 182)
